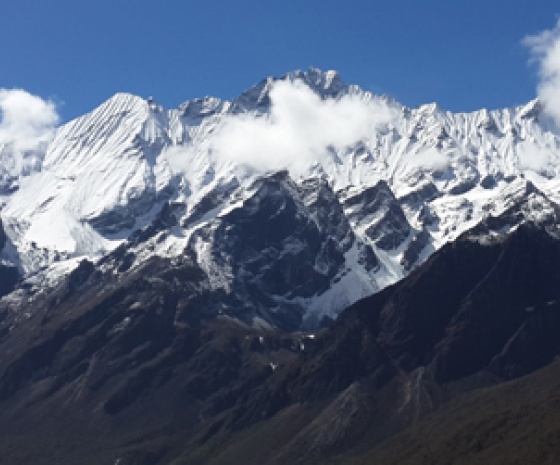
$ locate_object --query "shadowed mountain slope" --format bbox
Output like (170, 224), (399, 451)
(1, 218), (560, 464)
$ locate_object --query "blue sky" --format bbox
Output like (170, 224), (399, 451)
(1, 0), (558, 122)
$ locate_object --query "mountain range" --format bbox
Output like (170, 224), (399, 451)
(1, 68), (560, 464)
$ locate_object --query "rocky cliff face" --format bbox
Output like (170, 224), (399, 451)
(0, 218), (18, 298)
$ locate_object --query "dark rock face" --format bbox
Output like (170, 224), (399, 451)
(185, 172), (371, 330)
(490, 301), (560, 378)
(179, 97), (227, 120)
(0, 266), (18, 299)
(398, 180), (440, 210)
(472, 185), (560, 239)
(0, 219), (18, 298)
(0, 218), (6, 251)
(89, 205), (139, 233)
(90, 171), (379, 332)
(290, 67), (346, 97)
(480, 174), (498, 189)
(376, 237), (504, 372)
(400, 229), (431, 271)
(230, 68), (346, 114)
(342, 181), (412, 251)
(230, 77), (273, 114)
(68, 259), (95, 291)
(182, 179), (239, 228)
(431, 224), (560, 382)
(449, 178), (478, 196)
(88, 183), (176, 236)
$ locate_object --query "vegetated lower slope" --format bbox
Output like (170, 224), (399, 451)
(172, 222), (560, 465)
(1, 213), (560, 465)
(347, 358), (560, 465)
(171, 361), (560, 465)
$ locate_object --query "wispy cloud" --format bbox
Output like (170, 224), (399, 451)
(406, 147), (450, 171)
(208, 79), (397, 174)
(524, 19), (560, 125)
(0, 89), (59, 178)
(517, 140), (551, 173)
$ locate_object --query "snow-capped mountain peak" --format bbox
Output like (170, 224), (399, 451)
(2, 68), (560, 328)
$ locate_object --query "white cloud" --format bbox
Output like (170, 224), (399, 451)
(0, 88), (59, 177)
(163, 144), (194, 175)
(406, 147), (450, 171)
(517, 140), (551, 172)
(208, 79), (398, 175)
(524, 19), (560, 126)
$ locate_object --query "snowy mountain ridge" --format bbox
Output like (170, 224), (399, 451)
(2, 68), (560, 328)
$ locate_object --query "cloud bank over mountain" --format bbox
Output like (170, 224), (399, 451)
(209, 79), (398, 174)
(0, 89), (59, 177)
(525, 19), (560, 127)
